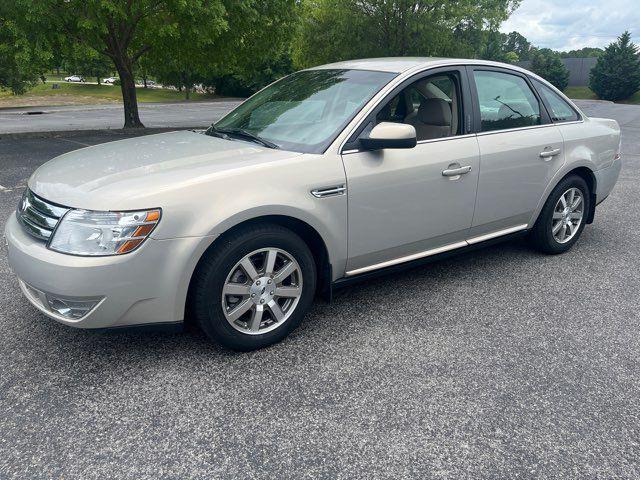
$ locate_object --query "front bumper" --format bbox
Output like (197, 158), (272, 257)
(5, 213), (215, 329)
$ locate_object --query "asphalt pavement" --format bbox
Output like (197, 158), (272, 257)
(0, 100), (242, 134)
(0, 101), (639, 479)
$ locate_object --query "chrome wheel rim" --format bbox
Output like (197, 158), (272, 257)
(552, 187), (584, 244)
(221, 248), (303, 335)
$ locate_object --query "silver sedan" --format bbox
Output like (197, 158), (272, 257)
(6, 58), (622, 350)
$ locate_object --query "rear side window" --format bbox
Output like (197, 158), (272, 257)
(473, 70), (541, 132)
(532, 79), (579, 122)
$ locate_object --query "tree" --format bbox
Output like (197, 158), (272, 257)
(480, 30), (508, 62)
(503, 31), (532, 61)
(61, 44), (113, 84)
(530, 48), (569, 90)
(147, 1), (296, 100)
(16, 0), (295, 128)
(293, 0), (521, 68)
(0, 11), (49, 94)
(560, 47), (604, 58)
(590, 31), (640, 101)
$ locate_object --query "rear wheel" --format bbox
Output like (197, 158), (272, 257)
(528, 175), (590, 254)
(191, 224), (316, 351)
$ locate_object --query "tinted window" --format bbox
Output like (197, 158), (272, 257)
(214, 69), (396, 154)
(533, 79), (579, 122)
(473, 70), (541, 132)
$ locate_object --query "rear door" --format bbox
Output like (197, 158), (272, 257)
(467, 67), (565, 237)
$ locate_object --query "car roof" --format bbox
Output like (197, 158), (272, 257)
(308, 57), (532, 75)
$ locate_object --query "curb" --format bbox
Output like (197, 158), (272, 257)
(0, 126), (209, 141)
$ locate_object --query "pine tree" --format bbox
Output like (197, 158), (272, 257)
(530, 49), (570, 91)
(590, 31), (640, 101)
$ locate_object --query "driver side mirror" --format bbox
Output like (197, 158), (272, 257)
(360, 122), (417, 151)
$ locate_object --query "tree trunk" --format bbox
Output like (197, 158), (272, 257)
(114, 60), (144, 128)
(143, 74), (147, 88)
(185, 85), (190, 100)
(97, 76), (101, 85)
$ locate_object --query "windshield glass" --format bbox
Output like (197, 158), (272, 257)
(213, 69), (397, 153)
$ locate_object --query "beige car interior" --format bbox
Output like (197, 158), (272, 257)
(377, 74), (460, 141)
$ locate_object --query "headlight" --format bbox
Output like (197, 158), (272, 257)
(49, 208), (161, 256)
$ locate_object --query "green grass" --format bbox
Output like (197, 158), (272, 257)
(563, 86), (599, 100)
(564, 86), (640, 103)
(0, 81), (216, 104)
(620, 90), (640, 104)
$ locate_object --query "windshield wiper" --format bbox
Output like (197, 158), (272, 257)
(206, 126), (280, 149)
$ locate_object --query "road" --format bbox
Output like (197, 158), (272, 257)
(0, 100), (242, 134)
(0, 101), (639, 479)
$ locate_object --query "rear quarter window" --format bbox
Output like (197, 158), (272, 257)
(532, 79), (580, 123)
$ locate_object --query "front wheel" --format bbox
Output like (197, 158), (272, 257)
(528, 175), (590, 254)
(190, 224), (316, 351)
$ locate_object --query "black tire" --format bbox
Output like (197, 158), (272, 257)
(190, 223), (316, 351)
(528, 175), (590, 254)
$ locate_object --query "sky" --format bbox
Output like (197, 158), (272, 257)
(500, 0), (640, 52)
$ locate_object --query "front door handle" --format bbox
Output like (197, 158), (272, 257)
(540, 148), (561, 159)
(442, 165), (472, 177)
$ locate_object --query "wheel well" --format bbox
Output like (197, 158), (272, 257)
(184, 215), (332, 324)
(566, 167), (597, 224)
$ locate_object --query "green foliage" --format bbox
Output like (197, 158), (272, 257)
(61, 44), (113, 83)
(147, 1), (297, 98)
(590, 31), (640, 101)
(293, 0), (521, 69)
(530, 48), (569, 90)
(503, 31), (532, 60)
(203, 54), (295, 97)
(504, 51), (519, 63)
(12, 0), (296, 125)
(0, 12), (50, 94)
(560, 47), (604, 58)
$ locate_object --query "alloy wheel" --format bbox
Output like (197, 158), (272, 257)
(221, 248), (303, 335)
(552, 187), (584, 244)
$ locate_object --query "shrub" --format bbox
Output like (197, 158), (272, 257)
(590, 31), (640, 101)
(530, 49), (570, 90)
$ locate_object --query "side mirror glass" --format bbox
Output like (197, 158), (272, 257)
(360, 122), (417, 151)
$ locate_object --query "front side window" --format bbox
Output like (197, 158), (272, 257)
(213, 69), (396, 153)
(532, 79), (579, 122)
(374, 72), (462, 141)
(473, 70), (541, 132)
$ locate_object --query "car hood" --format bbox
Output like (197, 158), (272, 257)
(29, 130), (302, 210)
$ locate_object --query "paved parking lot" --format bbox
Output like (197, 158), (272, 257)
(1, 101), (639, 479)
(0, 100), (241, 134)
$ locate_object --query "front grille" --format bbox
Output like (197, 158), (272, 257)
(16, 189), (69, 241)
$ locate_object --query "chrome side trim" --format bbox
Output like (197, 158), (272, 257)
(466, 224), (528, 245)
(345, 224), (529, 277)
(346, 241), (467, 276)
(311, 185), (346, 198)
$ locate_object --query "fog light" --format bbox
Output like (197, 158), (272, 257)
(45, 295), (101, 320)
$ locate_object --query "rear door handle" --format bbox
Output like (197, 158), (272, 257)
(540, 148), (561, 159)
(442, 165), (472, 177)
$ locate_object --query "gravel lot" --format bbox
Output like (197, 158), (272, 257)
(1, 101), (639, 479)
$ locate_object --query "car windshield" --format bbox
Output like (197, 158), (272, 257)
(212, 69), (397, 153)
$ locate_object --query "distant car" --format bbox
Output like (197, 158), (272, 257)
(64, 75), (85, 83)
(102, 77), (117, 85)
(6, 58), (622, 351)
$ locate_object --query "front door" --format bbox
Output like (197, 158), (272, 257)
(342, 68), (480, 274)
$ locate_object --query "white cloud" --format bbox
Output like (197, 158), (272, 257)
(500, 0), (640, 51)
